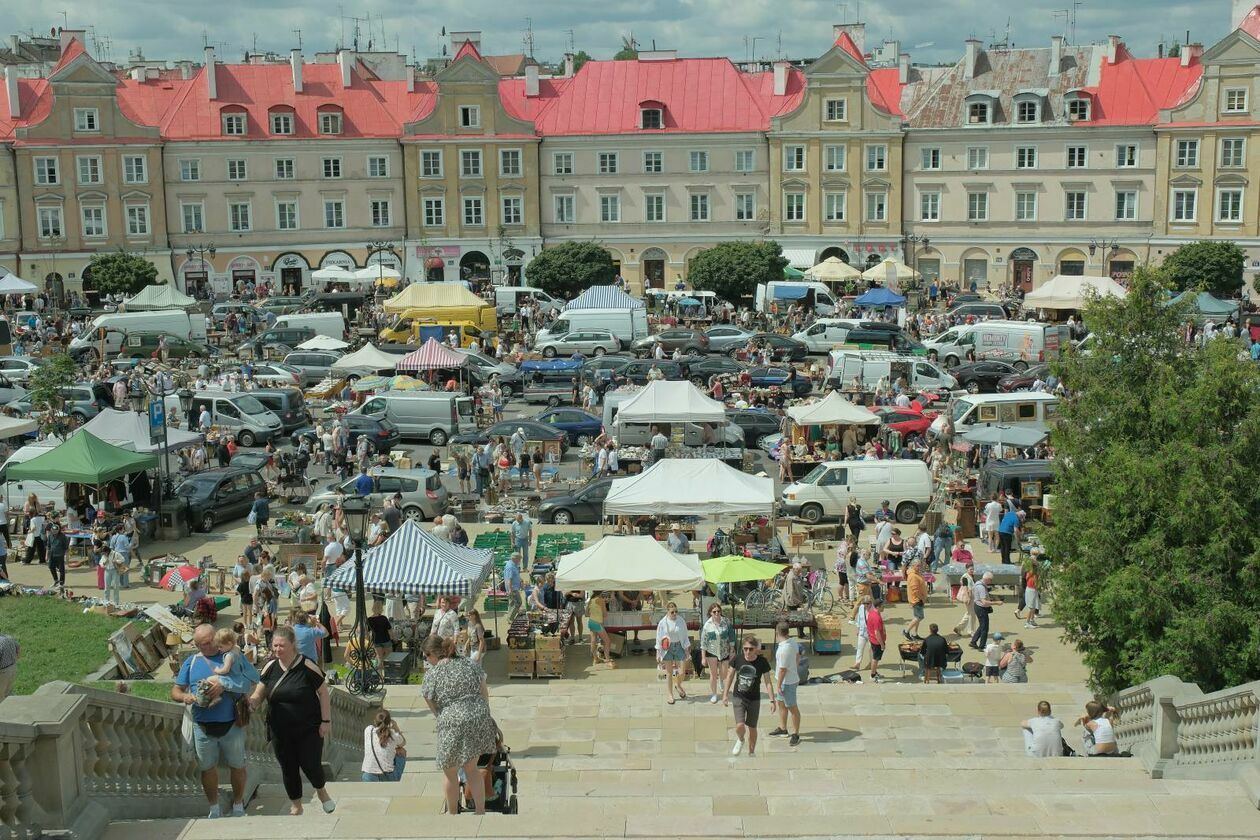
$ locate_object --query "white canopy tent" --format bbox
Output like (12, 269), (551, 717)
(330, 344), (399, 377)
(786, 391), (881, 426)
(0, 415), (38, 437)
(355, 265), (401, 282)
(555, 535), (704, 591)
(311, 265), (354, 283)
(0, 267), (38, 295)
(1023, 274), (1126, 310)
(296, 335), (350, 351)
(603, 458), (775, 517)
(73, 408), (204, 454)
(613, 380), (725, 425)
(805, 256), (862, 282)
(123, 285), (197, 311)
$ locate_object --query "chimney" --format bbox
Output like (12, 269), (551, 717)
(9, 35), (19, 53)
(1107, 35), (1122, 64)
(963, 38), (980, 80)
(450, 31), (482, 54)
(524, 63), (539, 97)
(898, 52), (910, 84)
(289, 49), (303, 93)
(338, 49), (353, 88)
(58, 28), (85, 52)
(773, 61), (789, 96)
(204, 46), (216, 99)
(4, 66), (19, 119)
(129, 67), (144, 81)
(178, 60), (193, 80)
(406, 66), (414, 92)
(1049, 35), (1063, 76)
(563, 52), (575, 77)
(832, 23), (866, 53)
(1181, 43), (1203, 67)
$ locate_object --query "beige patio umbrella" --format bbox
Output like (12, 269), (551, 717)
(861, 256), (920, 283)
(805, 256), (862, 282)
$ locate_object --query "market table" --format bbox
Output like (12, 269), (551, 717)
(939, 562), (1022, 590)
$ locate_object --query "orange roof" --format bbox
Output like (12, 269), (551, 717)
(452, 40), (483, 63)
(1240, 4), (1260, 39)
(867, 68), (904, 117)
(49, 37), (86, 73)
(1086, 47), (1201, 125)
(834, 32), (867, 67)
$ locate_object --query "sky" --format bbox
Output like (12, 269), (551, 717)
(0, 0), (1244, 68)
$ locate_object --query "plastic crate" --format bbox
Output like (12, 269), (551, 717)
(813, 638), (842, 654)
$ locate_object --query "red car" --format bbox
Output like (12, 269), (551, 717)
(876, 405), (940, 437)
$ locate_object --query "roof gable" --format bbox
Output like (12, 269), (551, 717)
(834, 32), (868, 67)
(48, 41), (118, 86)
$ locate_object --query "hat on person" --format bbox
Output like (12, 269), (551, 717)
(670, 523), (681, 531)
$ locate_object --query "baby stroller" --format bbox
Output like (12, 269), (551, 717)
(456, 724), (519, 814)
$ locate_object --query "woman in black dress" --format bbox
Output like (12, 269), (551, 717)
(247, 626), (336, 815)
(845, 496), (865, 542)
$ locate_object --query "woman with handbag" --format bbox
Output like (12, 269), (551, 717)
(845, 496), (865, 543)
(952, 568), (975, 636)
(361, 709), (407, 782)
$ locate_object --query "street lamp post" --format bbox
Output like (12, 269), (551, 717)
(901, 233), (931, 306)
(1088, 239), (1119, 276)
(127, 380), (195, 521)
(185, 243), (216, 299)
(339, 496), (376, 696)
(365, 239), (396, 288)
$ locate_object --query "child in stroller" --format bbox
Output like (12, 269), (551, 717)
(456, 723), (518, 814)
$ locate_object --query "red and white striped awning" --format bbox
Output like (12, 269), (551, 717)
(395, 337), (469, 371)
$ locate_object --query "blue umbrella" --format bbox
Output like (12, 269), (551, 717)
(677, 297), (700, 306)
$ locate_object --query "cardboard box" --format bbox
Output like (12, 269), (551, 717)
(536, 656), (564, 677)
(507, 649), (536, 666)
(534, 635), (562, 652)
(607, 633), (626, 657)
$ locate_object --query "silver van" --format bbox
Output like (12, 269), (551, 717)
(352, 393), (476, 445)
(180, 391), (283, 446)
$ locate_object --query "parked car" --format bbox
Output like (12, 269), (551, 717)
(282, 351), (344, 387)
(257, 295), (313, 315)
(996, 363), (1051, 393)
(290, 413), (401, 455)
(618, 359), (685, 386)
(533, 408), (603, 445)
(244, 327), (316, 356)
(538, 477), (614, 525)
(210, 302), (265, 328)
(679, 355), (743, 386)
(945, 302), (1011, 321)
(726, 408), (781, 447)
(305, 467), (447, 521)
(246, 362), (302, 387)
(948, 360), (1019, 393)
(735, 333), (808, 362)
(6, 382), (110, 420)
(0, 356), (43, 383)
(631, 328), (709, 357)
(117, 332), (217, 361)
(702, 325), (755, 353)
(457, 350), (525, 396)
(174, 466), (268, 532)
(535, 328), (620, 358)
(875, 406), (940, 437)
(449, 419), (568, 451)
(745, 366), (813, 396)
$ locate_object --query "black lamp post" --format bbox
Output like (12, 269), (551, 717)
(186, 243), (216, 298)
(340, 496), (374, 695)
(1088, 238), (1119, 276)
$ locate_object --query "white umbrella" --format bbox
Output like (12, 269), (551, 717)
(0, 266), (37, 294)
(296, 335), (350, 351)
(805, 256), (862, 282)
(356, 265), (402, 282)
(311, 265), (353, 282)
(861, 256), (919, 282)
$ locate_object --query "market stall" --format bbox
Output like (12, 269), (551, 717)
(7, 431), (159, 513)
(73, 408), (204, 454)
(122, 285), (198, 311)
(1023, 274), (1125, 312)
(394, 337), (470, 390)
(781, 391), (882, 478)
(330, 344), (399, 379)
(603, 458), (774, 518)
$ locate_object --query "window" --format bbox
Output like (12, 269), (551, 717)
(229, 201), (251, 231)
(1065, 191), (1087, 220)
(824, 98), (847, 121)
(276, 201), (298, 230)
(1015, 191), (1037, 221)
(1015, 146), (1037, 169)
(598, 152), (618, 174)
(1217, 188), (1243, 222)
(1115, 190), (1137, 220)
(34, 157), (59, 185)
(1066, 146), (1087, 168)
(73, 108), (99, 132)
(274, 158), (295, 180)
(181, 203), (204, 233)
(919, 191), (939, 222)
(180, 159), (201, 181)
(324, 199), (345, 229)
(322, 157), (342, 179)
(865, 191), (887, 222)
(967, 101), (989, 124)
(227, 159), (247, 181)
(1224, 88), (1248, 113)
(81, 206), (105, 237)
(367, 156), (389, 178)
(824, 145), (846, 172)
(967, 191), (989, 221)
(126, 205), (149, 236)
(1113, 144), (1137, 168)
(1175, 139), (1199, 167)
(825, 191), (847, 222)
(640, 108), (662, 129)
(1221, 138), (1245, 168)
(553, 194), (574, 223)
(644, 193), (665, 223)
(784, 145), (805, 171)
(1172, 189), (1197, 222)
(689, 192), (710, 222)
(643, 151), (663, 173)
(1016, 100), (1039, 123)
(735, 192), (755, 221)
(123, 155), (146, 184)
(921, 148), (940, 170)
(552, 152), (573, 175)
(371, 199), (392, 227)
(421, 150), (443, 177)
(270, 112), (293, 135)
(423, 197), (445, 226)
(689, 151), (709, 173)
(77, 156), (101, 185)
(735, 149), (754, 172)
(784, 193), (805, 222)
(1067, 98), (1090, 120)
(462, 196), (484, 226)
(966, 146), (988, 169)
(599, 194), (620, 222)
(865, 144), (887, 171)
(459, 105), (480, 128)
(222, 112), (246, 135)
(318, 111), (342, 134)
(500, 195), (521, 225)
(499, 149), (522, 177)
(37, 207), (63, 238)
(460, 150), (482, 177)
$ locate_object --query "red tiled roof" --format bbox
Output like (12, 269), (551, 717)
(1086, 46), (1201, 125)
(452, 40), (483, 63)
(834, 32), (867, 67)
(1239, 4), (1260, 40)
(49, 37), (85, 74)
(867, 68), (904, 117)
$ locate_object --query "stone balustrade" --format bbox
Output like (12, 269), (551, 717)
(1113, 675), (1260, 808)
(0, 680), (380, 839)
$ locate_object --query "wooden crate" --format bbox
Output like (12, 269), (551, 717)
(535, 651), (565, 678)
(507, 649), (536, 679)
(534, 635), (563, 653)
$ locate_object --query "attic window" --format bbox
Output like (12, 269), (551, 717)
(221, 111), (246, 136)
(1067, 97), (1090, 121)
(318, 110), (343, 135)
(967, 101), (990, 125)
(1016, 100), (1039, 123)
(270, 111), (294, 135)
(641, 108), (663, 129)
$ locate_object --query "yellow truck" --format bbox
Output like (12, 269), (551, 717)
(381, 283), (498, 333)
(377, 317), (496, 349)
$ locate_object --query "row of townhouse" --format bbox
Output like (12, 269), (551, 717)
(1, 8), (1259, 299)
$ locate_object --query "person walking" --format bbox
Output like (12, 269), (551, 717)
(903, 560), (927, 641)
(768, 622), (802, 746)
(997, 506), (1022, 565)
(865, 599), (887, 683)
(920, 624), (949, 683)
(510, 513), (533, 569)
(586, 591), (613, 667)
(1021, 565), (1042, 628)
(700, 604), (736, 704)
(503, 552), (524, 621)
(952, 567), (975, 636)
(969, 572), (995, 650)
(22, 499), (46, 566)
(45, 523), (68, 588)
(851, 594), (871, 671)
(247, 626), (336, 816)
(250, 491), (271, 536)
(723, 636), (775, 757)
(420, 635), (498, 815)
(655, 602), (690, 705)
(361, 709), (407, 782)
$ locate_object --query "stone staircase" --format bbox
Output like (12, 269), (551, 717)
(104, 677), (1260, 839)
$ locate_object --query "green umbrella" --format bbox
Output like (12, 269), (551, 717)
(701, 555), (786, 584)
(783, 265), (805, 279)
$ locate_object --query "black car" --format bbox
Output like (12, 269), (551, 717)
(449, 419), (569, 451)
(948, 360), (1019, 393)
(174, 467), (269, 532)
(946, 302), (1011, 321)
(996, 363), (1051, 392)
(290, 414), (401, 455)
(738, 333), (808, 362)
(678, 355), (743, 386)
(618, 359), (685, 386)
(746, 365), (813, 396)
(726, 408), (781, 447)
(538, 477), (613, 525)
(843, 328), (924, 354)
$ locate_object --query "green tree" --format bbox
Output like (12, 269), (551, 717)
(87, 250), (159, 297)
(1044, 267), (1260, 695)
(613, 35), (638, 60)
(524, 241), (616, 299)
(26, 353), (79, 435)
(1160, 240), (1247, 297)
(572, 50), (592, 72)
(687, 241), (788, 304)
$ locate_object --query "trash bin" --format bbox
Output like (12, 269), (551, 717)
(159, 500), (190, 539)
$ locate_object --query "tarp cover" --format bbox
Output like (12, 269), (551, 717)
(7, 430), (157, 484)
(853, 286), (907, 307)
(395, 338), (470, 371)
(1023, 275), (1126, 310)
(296, 335), (350, 351)
(772, 285), (809, 300)
(331, 344), (399, 376)
(786, 391), (882, 426)
(1166, 290), (1238, 318)
(325, 519), (494, 598)
(554, 535), (703, 591)
(613, 380), (725, 425)
(603, 458), (775, 517)
(74, 408), (204, 454)
(562, 285), (645, 311)
(123, 285), (196, 310)
(384, 282), (488, 313)
(0, 266), (39, 294)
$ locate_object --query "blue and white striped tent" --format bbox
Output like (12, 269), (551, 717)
(563, 285), (644, 311)
(325, 519), (493, 598)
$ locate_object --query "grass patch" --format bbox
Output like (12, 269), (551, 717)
(81, 680), (179, 703)
(0, 596), (127, 695)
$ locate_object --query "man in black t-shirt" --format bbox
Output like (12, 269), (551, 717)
(722, 636), (776, 757)
(920, 623), (949, 684)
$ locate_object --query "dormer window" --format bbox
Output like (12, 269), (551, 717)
(641, 108), (662, 129)
(270, 110), (294, 135)
(1016, 100), (1038, 123)
(221, 110), (246, 136)
(967, 100), (990, 125)
(318, 109), (343, 135)
(1066, 95), (1091, 121)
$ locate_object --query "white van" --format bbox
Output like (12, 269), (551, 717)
(353, 392), (476, 445)
(924, 320), (1070, 368)
(929, 392), (1060, 437)
(273, 312), (346, 340)
(494, 285), (563, 316)
(1, 442), (65, 508)
(755, 282), (838, 316)
(176, 391), (284, 446)
(781, 459), (932, 525)
(537, 308), (649, 350)
(69, 309), (204, 361)
(827, 350), (957, 391)
(792, 318), (868, 353)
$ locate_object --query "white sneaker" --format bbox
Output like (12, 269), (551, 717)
(206, 803), (221, 819)
(321, 798), (337, 814)
(709, 694), (718, 704)
(731, 737), (744, 756)
(230, 802), (245, 817)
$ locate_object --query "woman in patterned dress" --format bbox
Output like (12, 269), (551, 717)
(420, 635), (498, 815)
